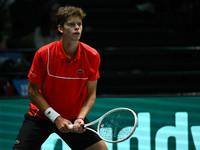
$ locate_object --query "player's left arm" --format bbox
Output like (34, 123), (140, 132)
(73, 79), (98, 133)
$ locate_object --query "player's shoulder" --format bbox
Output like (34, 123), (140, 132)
(79, 42), (99, 56)
(36, 41), (59, 56)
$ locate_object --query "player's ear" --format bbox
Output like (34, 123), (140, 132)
(57, 25), (63, 33)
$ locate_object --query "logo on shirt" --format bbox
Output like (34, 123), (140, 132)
(77, 69), (84, 73)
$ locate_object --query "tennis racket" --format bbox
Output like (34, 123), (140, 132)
(71, 107), (137, 143)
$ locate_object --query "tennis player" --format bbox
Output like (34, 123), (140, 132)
(13, 6), (108, 150)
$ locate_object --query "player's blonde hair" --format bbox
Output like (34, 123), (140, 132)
(56, 6), (86, 26)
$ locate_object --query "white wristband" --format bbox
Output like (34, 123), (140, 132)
(44, 107), (60, 123)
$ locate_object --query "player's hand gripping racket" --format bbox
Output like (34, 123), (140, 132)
(71, 107), (137, 143)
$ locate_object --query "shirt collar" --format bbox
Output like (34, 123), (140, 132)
(58, 39), (81, 61)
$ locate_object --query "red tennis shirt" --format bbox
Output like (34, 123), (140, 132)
(28, 40), (100, 120)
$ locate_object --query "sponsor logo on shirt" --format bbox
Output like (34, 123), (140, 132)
(77, 69), (84, 73)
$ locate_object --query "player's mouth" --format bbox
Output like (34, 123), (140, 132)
(73, 32), (80, 36)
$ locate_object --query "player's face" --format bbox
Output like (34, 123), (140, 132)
(62, 16), (83, 41)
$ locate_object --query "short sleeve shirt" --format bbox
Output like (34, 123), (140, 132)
(28, 40), (100, 120)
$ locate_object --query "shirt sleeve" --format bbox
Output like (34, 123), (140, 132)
(27, 50), (46, 87)
(88, 52), (100, 81)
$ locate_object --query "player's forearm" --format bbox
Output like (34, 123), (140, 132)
(28, 92), (49, 113)
(28, 89), (50, 113)
(78, 80), (98, 119)
(78, 93), (96, 119)
(28, 82), (50, 113)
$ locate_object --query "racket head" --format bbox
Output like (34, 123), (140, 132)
(97, 107), (137, 143)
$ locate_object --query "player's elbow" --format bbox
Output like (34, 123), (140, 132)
(27, 82), (40, 99)
(27, 87), (35, 99)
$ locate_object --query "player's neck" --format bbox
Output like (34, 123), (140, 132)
(62, 40), (79, 60)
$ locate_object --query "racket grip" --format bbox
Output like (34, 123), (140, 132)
(69, 124), (85, 129)
(69, 124), (74, 128)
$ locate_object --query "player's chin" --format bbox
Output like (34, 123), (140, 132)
(73, 35), (81, 40)
(72, 38), (80, 41)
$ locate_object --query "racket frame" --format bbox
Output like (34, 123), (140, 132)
(84, 107), (138, 143)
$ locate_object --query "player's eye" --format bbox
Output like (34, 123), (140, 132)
(67, 22), (82, 28)
(68, 23), (75, 27)
(77, 22), (82, 26)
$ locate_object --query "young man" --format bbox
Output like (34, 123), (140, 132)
(13, 6), (108, 150)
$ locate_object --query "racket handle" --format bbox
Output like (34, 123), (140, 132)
(69, 124), (85, 129)
(69, 124), (73, 128)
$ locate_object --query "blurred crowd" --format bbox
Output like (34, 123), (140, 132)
(0, 0), (199, 51)
(0, 0), (200, 97)
(0, 0), (68, 97)
(0, 0), (64, 50)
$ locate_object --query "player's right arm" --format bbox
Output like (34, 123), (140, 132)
(28, 81), (73, 133)
(28, 81), (49, 112)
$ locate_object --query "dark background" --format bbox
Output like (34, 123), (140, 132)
(1, 0), (200, 97)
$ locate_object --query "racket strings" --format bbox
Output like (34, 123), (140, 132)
(99, 110), (136, 142)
